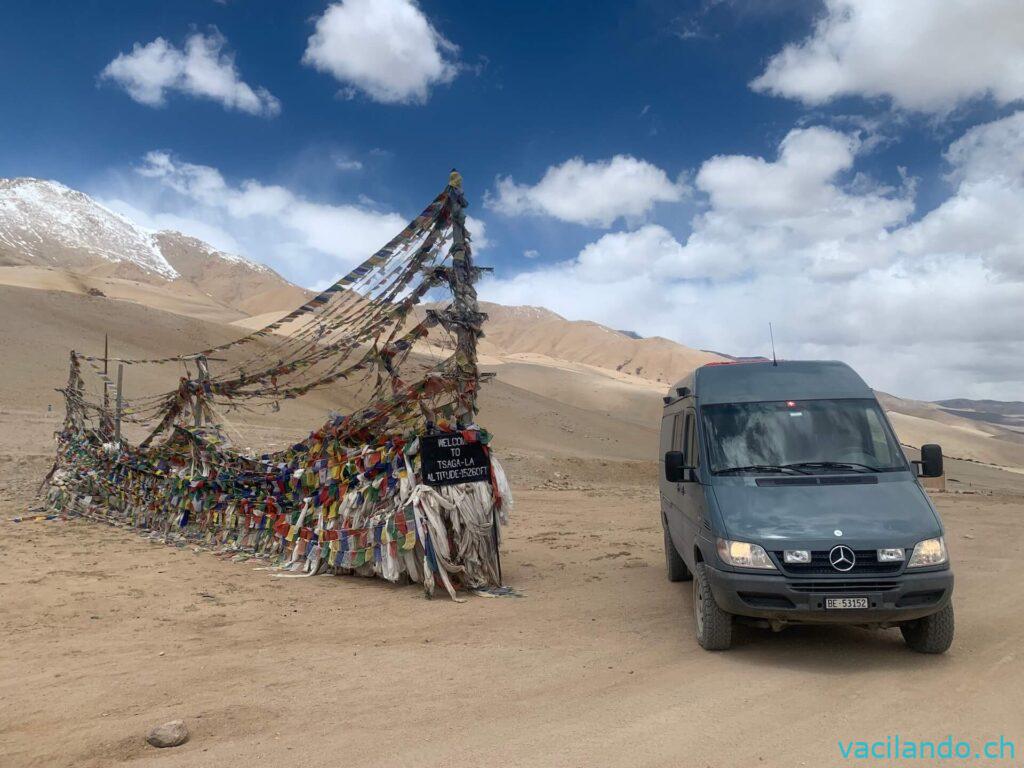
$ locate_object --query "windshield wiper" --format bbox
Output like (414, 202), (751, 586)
(714, 464), (810, 476)
(782, 461), (882, 473)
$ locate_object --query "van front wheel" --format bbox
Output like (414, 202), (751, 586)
(693, 563), (733, 650)
(900, 603), (954, 654)
(663, 523), (692, 582)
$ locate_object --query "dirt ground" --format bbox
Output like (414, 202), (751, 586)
(2, 443), (1023, 767)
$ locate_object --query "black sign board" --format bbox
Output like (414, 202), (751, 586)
(420, 433), (491, 486)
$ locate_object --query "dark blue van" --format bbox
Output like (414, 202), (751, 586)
(660, 360), (954, 652)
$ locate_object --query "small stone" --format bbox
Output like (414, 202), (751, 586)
(146, 720), (189, 748)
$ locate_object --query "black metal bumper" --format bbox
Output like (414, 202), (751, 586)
(705, 565), (954, 624)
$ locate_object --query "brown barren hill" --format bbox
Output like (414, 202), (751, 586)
(475, 302), (726, 384)
(153, 231), (310, 317)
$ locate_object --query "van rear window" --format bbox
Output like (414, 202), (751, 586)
(701, 398), (908, 475)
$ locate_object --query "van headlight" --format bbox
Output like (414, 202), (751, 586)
(717, 538), (776, 570)
(907, 537), (948, 568)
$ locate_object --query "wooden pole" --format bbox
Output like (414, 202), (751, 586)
(194, 355), (208, 427)
(115, 363), (124, 441)
(443, 170), (483, 425)
(102, 334), (110, 421)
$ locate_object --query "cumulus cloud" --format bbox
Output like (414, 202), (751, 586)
(481, 120), (1024, 399)
(100, 30), (280, 116)
(751, 0), (1024, 113)
(302, 0), (458, 105)
(486, 155), (686, 228)
(686, 126), (912, 280)
(896, 111), (1024, 280)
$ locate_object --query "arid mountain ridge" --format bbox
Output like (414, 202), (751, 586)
(1, 176), (1022, 470)
(0, 177), (310, 321)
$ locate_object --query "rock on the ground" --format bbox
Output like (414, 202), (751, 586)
(146, 720), (189, 748)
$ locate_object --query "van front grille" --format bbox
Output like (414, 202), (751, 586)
(789, 581), (901, 593)
(774, 549), (904, 575)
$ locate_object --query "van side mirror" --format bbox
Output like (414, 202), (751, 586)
(665, 451), (695, 482)
(919, 444), (944, 478)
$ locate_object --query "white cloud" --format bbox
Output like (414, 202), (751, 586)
(486, 155), (686, 228)
(480, 121), (1024, 399)
(686, 126), (913, 280)
(334, 156), (364, 172)
(465, 215), (489, 250)
(896, 111), (1024, 280)
(751, 0), (1024, 113)
(100, 30), (280, 116)
(572, 225), (685, 282)
(944, 110), (1024, 184)
(302, 0), (458, 105)
(523, 249), (540, 259)
(98, 151), (409, 287)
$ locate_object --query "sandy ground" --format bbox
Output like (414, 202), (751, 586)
(2, 284), (1024, 766)
(2, 453), (1023, 767)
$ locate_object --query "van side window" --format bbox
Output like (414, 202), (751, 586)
(686, 410), (699, 467)
(864, 406), (898, 466)
(672, 414), (684, 451)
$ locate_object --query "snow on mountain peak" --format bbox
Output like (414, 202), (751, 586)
(0, 177), (179, 278)
(156, 229), (274, 275)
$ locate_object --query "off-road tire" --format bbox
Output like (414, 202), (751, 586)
(900, 602), (954, 654)
(663, 523), (692, 582)
(693, 562), (732, 650)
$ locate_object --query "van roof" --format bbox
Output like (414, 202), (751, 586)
(667, 360), (873, 406)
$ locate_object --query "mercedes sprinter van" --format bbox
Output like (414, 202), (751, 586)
(660, 360), (953, 652)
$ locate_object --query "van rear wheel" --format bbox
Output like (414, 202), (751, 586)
(663, 523), (692, 582)
(900, 603), (954, 654)
(693, 562), (732, 650)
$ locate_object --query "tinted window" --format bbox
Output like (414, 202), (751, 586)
(702, 398), (907, 474)
(685, 410), (699, 467)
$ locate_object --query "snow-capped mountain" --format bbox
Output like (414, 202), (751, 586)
(0, 177), (308, 317)
(0, 178), (179, 278)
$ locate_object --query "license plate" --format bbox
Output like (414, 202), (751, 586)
(825, 597), (869, 609)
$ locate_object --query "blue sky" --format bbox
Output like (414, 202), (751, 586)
(2, 1), (1023, 399)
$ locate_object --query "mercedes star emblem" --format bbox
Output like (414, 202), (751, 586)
(829, 545), (856, 572)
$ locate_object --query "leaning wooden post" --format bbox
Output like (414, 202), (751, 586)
(194, 355), (210, 428)
(114, 363), (124, 442)
(102, 333), (111, 431)
(443, 169), (484, 425)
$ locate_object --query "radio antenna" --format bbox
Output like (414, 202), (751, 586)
(769, 322), (778, 366)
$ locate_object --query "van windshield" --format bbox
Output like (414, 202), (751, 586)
(701, 398), (908, 474)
